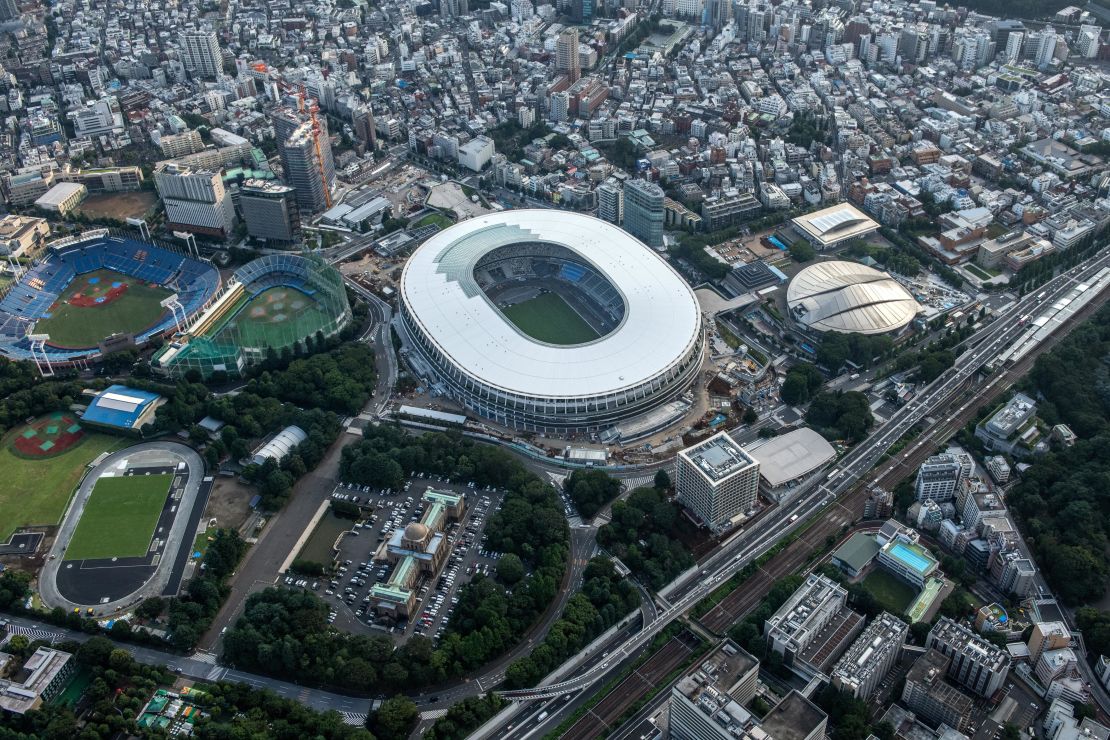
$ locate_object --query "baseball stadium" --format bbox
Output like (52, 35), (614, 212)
(0, 229), (220, 366)
(152, 253), (351, 379)
(399, 210), (704, 433)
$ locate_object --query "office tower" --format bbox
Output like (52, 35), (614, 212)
(703, 0), (731, 29)
(831, 612), (908, 699)
(902, 650), (976, 734)
(273, 108), (336, 215)
(597, 181), (623, 224)
(914, 453), (964, 502)
(670, 641), (760, 740)
(180, 30), (223, 79)
(572, 0), (593, 24)
(676, 431), (760, 533)
(154, 164), (236, 238)
(352, 105), (378, 152)
(1076, 25), (1102, 58)
(239, 180), (301, 245)
(622, 178), (665, 248)
(926, 617), (1011, 697)
(556, 28), (581, 82)
(1005, 31), (1025, 62)
(549, 91), (569, 122)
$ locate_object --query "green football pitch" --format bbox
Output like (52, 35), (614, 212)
(501, 292), (600, 345)
(34, 269), (171, 348)
(65, 474), (174, 560)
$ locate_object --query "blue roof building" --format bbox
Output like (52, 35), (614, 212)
(81, 385), (164, 434)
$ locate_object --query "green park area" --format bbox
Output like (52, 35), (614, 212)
(502, 292), (600, 345)
(861, 569), (919, 615)
(0, 420), (121, 543)
(65, 474), (173, 560)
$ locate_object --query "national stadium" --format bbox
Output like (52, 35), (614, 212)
(153, 253), (351, 379)
(398, 210), (704, 433)
(0, 229), (220, 368)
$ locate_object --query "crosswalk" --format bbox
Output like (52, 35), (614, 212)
(1, 626), (62, 645)
(342, 712), (368, 726)
(420, 709), (448, 720)
(191, 650), (219, 665)
(621, 475), (655, 491)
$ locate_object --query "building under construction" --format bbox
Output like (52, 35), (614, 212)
(272, 105), (335, 215)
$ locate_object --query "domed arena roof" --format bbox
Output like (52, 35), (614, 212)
(786, 260), (919, 335)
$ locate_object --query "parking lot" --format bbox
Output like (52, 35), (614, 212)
(308, 475), (507, 643)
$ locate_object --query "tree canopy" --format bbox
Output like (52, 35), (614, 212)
(805, 391), (874, 443)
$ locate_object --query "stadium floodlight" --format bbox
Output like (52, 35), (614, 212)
(27, 333), (53, 377)
(125, 217), (151, 241)
(160, 293), (188, 333)
(172, 231), (200, 259)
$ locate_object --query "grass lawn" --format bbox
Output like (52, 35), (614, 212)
(225, 286), (332, 349)
(0, 432), (122, 543)
(502, 292), (600, 345)
(966, 264), (998, 281)
(413, 212), (454, 230)
(35, 269), (171, 348)
(65, 474), (173, 560)
(862, 569), (919, 614)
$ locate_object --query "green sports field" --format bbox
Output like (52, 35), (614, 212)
(0, 428), (121, 543)
(65, 474), (173, 560)
(34, 269), (171, 348)
(502, 292), (600, 345)
(862, 569), (919, 615)
(222, 286), (333, 349)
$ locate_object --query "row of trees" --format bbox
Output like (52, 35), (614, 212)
(0, 634), (376, 740)
(1005, 306), (1110, 605)
(780, 362), (824, 405)
(503, 557), (639, 687)
(0, 359), (86, 436)
(816, 332), (894, 372)
(564, 469), (622, 519)
(597, 486), (695, 589)
(805, 391), (874, 443)
(164, 529), (247, 650)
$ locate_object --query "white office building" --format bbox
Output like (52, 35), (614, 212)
(676, 432), (760, 533)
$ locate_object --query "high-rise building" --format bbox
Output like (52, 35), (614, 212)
(238, 180), (301, 246)
(160, 130), (205, 159)
(902, 650), (976, 734)
(1028, 622), (1071, 665)
(831, 612), (908, 699)
(676, 432), (760, 533)
(597, 180), (623, 224)
(440, 0), (469, 18)
(764, 574), (853, 669)
(1076, 25), (1103, 58)
(623, 178), (665, 249)
(180, 30), (223, 79)
(914, 453), (964, 502)
(556, 28), (581, 82)
(670, 640), (760, 740)
(154, 164), (236, 238)
(273, 108), (336, 215)
(926, 617), (1011, 697)
(1005, 31), (1025, 62)
(0, 0), (20, 21)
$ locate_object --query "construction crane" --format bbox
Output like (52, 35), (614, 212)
(299, 84), (332, 210)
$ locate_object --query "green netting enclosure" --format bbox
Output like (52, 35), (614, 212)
(153, 253), (351, 379)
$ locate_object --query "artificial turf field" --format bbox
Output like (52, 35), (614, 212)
(65, 474), (174, 560)
(0, 427), (121, 543)
(34, 268), (171, 348)
(502, 292), (600, 345)
(861, 568), (919, 615)
(224, 286), (332, 348)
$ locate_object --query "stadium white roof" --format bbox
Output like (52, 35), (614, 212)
(745, 427), (836, 488)
(400, 210), (701, 398)
(792, 204), (879, 246)
(786, 260), (919, 335)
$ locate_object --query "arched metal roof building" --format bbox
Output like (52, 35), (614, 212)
(398, 210), (704, 433)
(786, 261), (919, 335)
